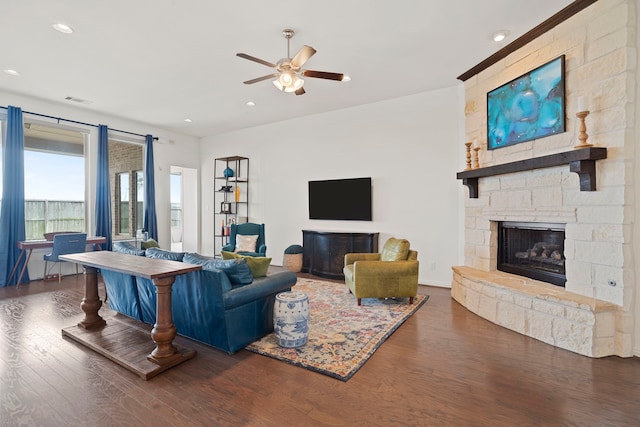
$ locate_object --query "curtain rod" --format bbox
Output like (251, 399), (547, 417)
(0, 105), (158, 140)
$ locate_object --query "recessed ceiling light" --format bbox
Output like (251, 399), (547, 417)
(4, 69), (21, 76)
(52, 23), (74, 34)
(342, 75), (351, 82)
(246, 101), (256, 107)
(492, 30), (509, 42)
(184, 118), (193, 123)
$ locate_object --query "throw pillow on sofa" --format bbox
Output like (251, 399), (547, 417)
(141, 238), (160, 249)
(221, 251), (272, 277)
(182, 252), (253, 285)
(145, 247), (185, 261)
(235, 234), (259, 253)
(112, 241), (145, 256)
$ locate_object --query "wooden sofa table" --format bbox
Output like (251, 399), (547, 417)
(59, 251), (202, 380)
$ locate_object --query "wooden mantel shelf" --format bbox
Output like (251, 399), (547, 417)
(456, 147), (607, 198)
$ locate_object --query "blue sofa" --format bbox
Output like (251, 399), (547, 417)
(101, 244), (297, 353)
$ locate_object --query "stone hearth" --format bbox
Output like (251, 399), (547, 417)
(452, 266), (618, 357)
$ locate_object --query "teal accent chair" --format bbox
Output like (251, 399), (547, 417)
(222, 222), (267, 257)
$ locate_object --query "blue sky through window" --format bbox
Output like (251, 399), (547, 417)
(24, 151), (84, 201)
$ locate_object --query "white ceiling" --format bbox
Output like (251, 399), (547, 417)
(1, 0), (574, 138)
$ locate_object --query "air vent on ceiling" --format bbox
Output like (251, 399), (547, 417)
(64, 96), (92, 104)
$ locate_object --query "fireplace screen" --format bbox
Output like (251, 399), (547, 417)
(498, 222), (566, 287)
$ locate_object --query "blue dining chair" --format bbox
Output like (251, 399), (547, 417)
(43, 233), (87, 284)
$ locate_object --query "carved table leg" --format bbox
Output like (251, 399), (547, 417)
(78, 265), (106, 329)
(148, 276), (179, 364)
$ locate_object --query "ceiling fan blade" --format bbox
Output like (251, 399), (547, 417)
(243, 73), (278, 85)
(302, 70), (344, 81)
(295, 87), (306, 96)
(291, 45), (316, 69)
(236, 53), (276, 68)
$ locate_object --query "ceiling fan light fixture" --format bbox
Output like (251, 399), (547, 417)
(273, 72), (304, 93)
(279, 72), (293, 86)
(289, 75), (304, 91)
(272, 79), (285, 91)
(238, 28), (344, 96)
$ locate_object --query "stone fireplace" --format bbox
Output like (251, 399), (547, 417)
(451, 0), (637, 358)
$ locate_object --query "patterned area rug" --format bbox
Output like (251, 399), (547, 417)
(245, 277), (428, 381)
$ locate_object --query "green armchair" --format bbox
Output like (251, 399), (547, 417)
(343, 237), (419, 306)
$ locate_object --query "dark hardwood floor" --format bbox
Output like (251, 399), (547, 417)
(1, 273), (639, 426)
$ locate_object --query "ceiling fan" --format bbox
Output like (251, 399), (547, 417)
(236, 29), (346, 96)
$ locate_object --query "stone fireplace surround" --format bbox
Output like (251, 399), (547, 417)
(451, 154), (624, 357)
(451, 0), (637, 358)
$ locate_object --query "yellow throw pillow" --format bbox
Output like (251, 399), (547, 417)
(221, 251), (272, 277)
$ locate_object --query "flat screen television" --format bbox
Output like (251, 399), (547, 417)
(308, 177), (372, 221)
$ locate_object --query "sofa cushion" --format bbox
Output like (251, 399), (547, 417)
(380, 237), (410, 261)
(235, 234), (258, 252)
(183, 252), (253, 285)
(145, 247), (185, 261)
(222, 251), (272, 277)
(112, 241), (145, 256)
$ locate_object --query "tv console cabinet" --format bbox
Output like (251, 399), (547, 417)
(302, 230), (379, 280)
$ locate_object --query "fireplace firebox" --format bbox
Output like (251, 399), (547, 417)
(497, 222), (566, 287)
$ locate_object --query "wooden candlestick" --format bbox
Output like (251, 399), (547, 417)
(473, 147), (480, 169)
(575, 111), (592, 148)
(464, 142), (472, 170)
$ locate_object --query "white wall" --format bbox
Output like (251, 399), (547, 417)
(0, 90), (200, 279)
(201, 86), (464, 286)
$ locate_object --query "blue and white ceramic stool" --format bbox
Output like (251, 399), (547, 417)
(273, 291), (309, 348)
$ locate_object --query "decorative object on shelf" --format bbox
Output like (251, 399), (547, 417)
(235, 185), (241, 202)
(223, 166), (234, 178)
(221, 201), (232, 214)
(487, 55), (565, 150)
(273, 291), (309, 348)
(473, 144), (481, 169)
(465, 141), (473, 170)
(219, 185), (232, 192)
(575, 96), (592, 149)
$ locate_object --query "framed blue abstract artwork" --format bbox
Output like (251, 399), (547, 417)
(487, 55), (565, 150)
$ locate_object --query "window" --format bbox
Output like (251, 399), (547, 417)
(23, 124), (86, 240)
(109, 140), (143, 240)
(115, 170), (144, 236)
(117, 172), (130, 234)
(136, 170), (144, 231)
